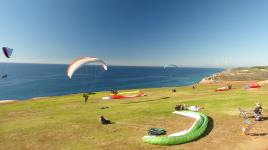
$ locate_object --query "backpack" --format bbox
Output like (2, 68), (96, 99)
(175, 105), (185, 111)
(148, 128), (166, 136)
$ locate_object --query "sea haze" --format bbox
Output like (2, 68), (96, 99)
(0, 63), (223, 100)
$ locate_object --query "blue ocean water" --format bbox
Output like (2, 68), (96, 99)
(0, 63), (223, 100)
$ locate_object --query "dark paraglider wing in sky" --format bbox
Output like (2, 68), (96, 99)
(2, 47), (13, 58)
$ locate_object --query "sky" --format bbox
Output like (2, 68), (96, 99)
(1, 0), (268, 67)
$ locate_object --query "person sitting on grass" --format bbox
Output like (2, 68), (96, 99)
(99, 115), (111, 125)
(254, 102), (263, 121)
(254, 103), (262, 115)
(242, 117), (253, 135)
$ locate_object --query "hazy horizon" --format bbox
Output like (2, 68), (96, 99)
(1, 61), (263, 69)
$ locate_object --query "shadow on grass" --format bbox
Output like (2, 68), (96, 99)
(100, 122), (115, 125)
(88, 92), (96, 95)
(199, 116), (214, 139)
(262, 116), (268, 121)
(121, 97), (170, 104)
(246, 116), (268, 121)
(248, 132), (268, 136)
(100, 106), (109, 109)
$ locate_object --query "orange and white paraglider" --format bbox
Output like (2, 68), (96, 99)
(67, 57), (107, 79)
(66, 57), (108, 94)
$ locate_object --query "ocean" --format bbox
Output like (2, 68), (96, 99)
(0, 63), (223, 100)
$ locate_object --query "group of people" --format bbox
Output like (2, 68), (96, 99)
(242, 103), (263, 135)
(175, 104), (202, 111)
(254, 103), (263, 121)
(82, 88), (265, 132)
(111, 89), (118, 95)
(192, 83), (198, 89)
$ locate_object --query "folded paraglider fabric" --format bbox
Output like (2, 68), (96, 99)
(245, 83), (261, 89)
(187, 106), (201, 111)
(143, 111), (208, 145)
(215, 86), (229, 92)
(118, 90), (140, 95)
(102, 92), (145, 100)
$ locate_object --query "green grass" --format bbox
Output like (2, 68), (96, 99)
(1, 82), (268, 150)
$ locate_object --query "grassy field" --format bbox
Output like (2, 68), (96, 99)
(1, 82), (268, 150)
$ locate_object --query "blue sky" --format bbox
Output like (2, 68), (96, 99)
(1, 0), (268, 67)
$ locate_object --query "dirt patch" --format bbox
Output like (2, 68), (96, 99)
(236, 116), (268, 150)
(242, 138), (268, 150)
(140, 113), (268, 150)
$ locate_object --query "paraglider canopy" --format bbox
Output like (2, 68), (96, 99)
(245, 83), (261, 89)
(2, 47), (13, 58)
(67, 57), (108, 79)
(164, 64), (178, 69)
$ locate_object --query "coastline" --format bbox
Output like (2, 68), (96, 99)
(1, 84), (200, 103)
(3, 66), (253, 103)
(0, 69), (224, 102)
(0, 100), (16, 104)
(0, 97), (50, 104)
(199, 66), (268, 84)
(0, 64), (222, 101)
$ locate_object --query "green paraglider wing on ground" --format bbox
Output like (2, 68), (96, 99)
(143, 111), (208, 145)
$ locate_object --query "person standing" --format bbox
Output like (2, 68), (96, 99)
(83, 93), (89, 103)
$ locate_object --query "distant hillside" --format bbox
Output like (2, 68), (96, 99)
(200, 66), (268, 83)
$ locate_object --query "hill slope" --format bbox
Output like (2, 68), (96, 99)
(1, 83), (268, 150)
(201, 66), (268, 83)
